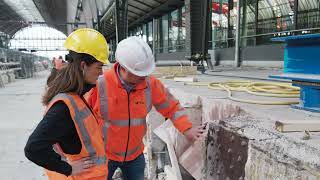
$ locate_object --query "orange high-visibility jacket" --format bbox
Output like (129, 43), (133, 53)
(45, 93), (108, 180)
(89, 63), (192, 162)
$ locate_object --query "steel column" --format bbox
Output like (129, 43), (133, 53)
(115, 0), (128, 43)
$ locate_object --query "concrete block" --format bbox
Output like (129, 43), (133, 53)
(201, 98), (241, 123)
(185, 108), (202, 127)
(168, 88), (202, 108)
(245, 142), (320, 180)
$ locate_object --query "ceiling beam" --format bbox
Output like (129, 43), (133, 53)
(128, 3), (148, 14)
(128, 9), (142, 16)
(148, 0), (163, 5)
(132, 0), (155, 9)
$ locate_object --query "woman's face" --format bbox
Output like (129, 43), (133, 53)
(83, 61), (104, 84)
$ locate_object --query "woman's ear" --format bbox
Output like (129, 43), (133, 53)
(80, 61), (86, 71)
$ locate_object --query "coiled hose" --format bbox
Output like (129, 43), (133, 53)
(185, 81), (300, 105)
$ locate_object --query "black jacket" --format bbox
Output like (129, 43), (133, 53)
(24, 84), (95, 176)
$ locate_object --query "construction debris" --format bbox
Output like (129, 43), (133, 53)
(302, 130), (311, 140)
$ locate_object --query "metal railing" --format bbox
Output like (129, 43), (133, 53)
(209, 27), (320, 49)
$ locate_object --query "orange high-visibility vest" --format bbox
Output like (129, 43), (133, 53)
(91, 63), (192, 162)
(45, 93), (108, 180)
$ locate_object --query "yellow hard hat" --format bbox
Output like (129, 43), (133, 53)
(64, 28), (109, 64)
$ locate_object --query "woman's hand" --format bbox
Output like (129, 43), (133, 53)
(70, 157), (94, 176)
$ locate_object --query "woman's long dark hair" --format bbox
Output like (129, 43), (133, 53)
(42, 51), (97, 105)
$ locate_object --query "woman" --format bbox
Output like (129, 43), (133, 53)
(24, 28), (109, 179)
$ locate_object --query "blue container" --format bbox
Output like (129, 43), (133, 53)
(272, 34), (320, 75)
(292, 83), (320, 112)
(270, 34), (320, 113)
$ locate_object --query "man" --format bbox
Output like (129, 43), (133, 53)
(88, 36), (204, 180)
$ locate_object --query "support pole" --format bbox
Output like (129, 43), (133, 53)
(153, 18), (156, 61)
(234, 0), (241, 67)
(115, 0), (128, 43)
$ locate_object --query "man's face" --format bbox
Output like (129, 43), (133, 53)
(120, 66), (146, 86)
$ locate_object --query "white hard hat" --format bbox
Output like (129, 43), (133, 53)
(115, 36), (155, 77)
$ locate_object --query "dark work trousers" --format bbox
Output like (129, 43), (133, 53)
(107, 153), (145, 180)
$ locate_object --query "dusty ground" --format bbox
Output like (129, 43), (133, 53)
(0, 71), (48, 180)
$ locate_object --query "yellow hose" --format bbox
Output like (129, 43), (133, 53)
(185, 81), (300, 105)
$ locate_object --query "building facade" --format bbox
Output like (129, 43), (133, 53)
(100, 0), (320, 67)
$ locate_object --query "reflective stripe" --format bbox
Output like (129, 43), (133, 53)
(109, 118), (146, 127)
(93, 156), (107, 165)
(155, 101), (170, 110)
(154, 88), (177, 110)
(131, 118), (147, 126)
(170, 109), (186, 122)
(52, 93), (97, 157)
(98, 76), (109, 149)
(103, 121), (110, 148)
(145, 78), (152, 112)
(115, 143), (142, 157)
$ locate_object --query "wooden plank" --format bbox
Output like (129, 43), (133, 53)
(275, 120), (320, 132)
(174, 77), (198, 82)
(152, 66), (197, 78)
(154, 126), (183, 180)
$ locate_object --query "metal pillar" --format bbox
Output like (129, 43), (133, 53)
(115, 0), (128, 43)
(234, 0), (241, 67)
(152, 18), (156, 61)
(188, 0), (212, 72)
(293, 0), (299, 30)
(202, 0), (210, 55)
(203, 0), (213, 69)
(228, 0), (233, 47)
(255, 0), (259, 44)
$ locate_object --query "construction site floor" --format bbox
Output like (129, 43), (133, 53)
(1, 68), (319, 179)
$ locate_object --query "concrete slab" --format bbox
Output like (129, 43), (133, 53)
(0, 71), (48, 180)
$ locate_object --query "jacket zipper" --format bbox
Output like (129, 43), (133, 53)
(123, 91), (131, 162)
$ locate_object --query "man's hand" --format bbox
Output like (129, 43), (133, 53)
(183, 124), (206, 141)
